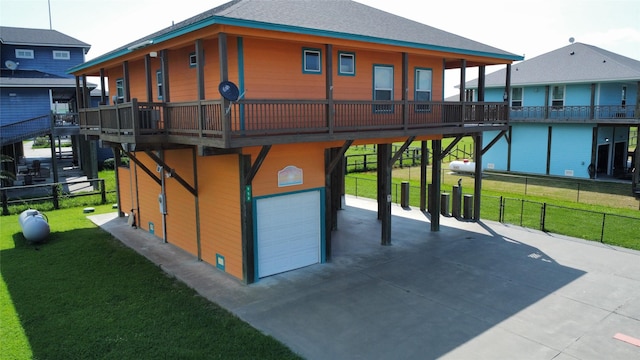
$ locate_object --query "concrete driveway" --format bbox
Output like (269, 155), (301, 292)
(90, 196), (640, 359)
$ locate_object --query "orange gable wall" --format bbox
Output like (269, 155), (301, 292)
(164, 149), (198, 256)
(245, 143), (326, 197)
(197, 154), (243, 279)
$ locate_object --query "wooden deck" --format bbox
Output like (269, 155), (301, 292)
(78, 99), (509, 148)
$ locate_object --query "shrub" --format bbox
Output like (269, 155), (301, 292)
(102, 157), (129, 170)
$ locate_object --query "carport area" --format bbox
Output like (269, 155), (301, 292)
(90, 196), (640, 360)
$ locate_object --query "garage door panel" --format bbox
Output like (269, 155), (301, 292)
(256, 190), (321, 278)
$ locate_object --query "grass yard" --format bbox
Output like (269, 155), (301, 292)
(0, 206), (300, 359)
(346, 171), (640, 250)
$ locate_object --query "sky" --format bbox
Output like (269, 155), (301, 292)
(2, 0), (639, 96)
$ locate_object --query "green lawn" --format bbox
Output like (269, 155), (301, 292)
(1, 206), (301, 359)
(346, 172), (640, 250)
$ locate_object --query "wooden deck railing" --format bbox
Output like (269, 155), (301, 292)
(509, 105), (638, 122)
(78, 98), (509, 147)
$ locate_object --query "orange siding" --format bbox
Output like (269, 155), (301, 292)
(117, 166), (134, 214)
(197, 154), (243, 280)
(126, 61), (147, 102)
(164, 149), (198, 256)
(132, 152), (163, 239)
(245, 143), (326, 197)
(167, 46), (199, 102)
(242, 37), (326, 99)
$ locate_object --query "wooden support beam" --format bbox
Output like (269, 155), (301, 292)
(379, 144), (392, 245)
(196, 39), (205, 100)
(144, 150), (197, 196)
(473, 133), (482, 221)
(192, 147), (202, 261)
(245, 145), (271, 184)
(481, 130), (508, 156)
(431, 139), (441, 231)
(326, 140), (353, 174)
(389, 136), (415, 169)
(420, 141), (428, 211)
(240, 154), (255, 284)
(124, 150), (161, 185)
(439, 135), (464, 161)
(144, 54), (152, 102)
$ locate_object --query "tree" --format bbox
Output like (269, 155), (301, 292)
(1, 154), (17, 186)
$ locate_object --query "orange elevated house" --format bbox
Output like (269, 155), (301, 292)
(70, 0), (521, 283)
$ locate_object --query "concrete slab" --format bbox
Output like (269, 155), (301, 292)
(88, 195), (640, 360)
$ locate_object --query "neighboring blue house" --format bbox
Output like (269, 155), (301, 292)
(0, 26), (96, 179)
(465, 42), (640, 193)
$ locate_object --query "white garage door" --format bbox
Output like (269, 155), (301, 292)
(256, 190), (321, 278)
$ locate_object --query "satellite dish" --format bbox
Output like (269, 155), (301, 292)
(5, 60), (18, 70)
(218, 81), (240, 101)
(569, 37), (575, 44)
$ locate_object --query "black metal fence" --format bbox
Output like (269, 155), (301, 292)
(346, 176), (640, 244)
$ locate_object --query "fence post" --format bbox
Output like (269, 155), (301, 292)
(540, 203), (547, 231)
(100, 179), (107, 204)
(600, 213), (606, 243)
(1, 190), (8, 215)
(52, 184), (59, 210)
(520, 199), (525, 226)
(355, 177), (359, 198)
(577, 183), (581, 203)
(499, 196), (504, 222)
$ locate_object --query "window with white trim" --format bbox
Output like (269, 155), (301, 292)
(15, 49), (34, 59)
(189, 52), (197, 67)
(415, 68), (432, 112)
(511, 88), (523, 108)
(373, 65), (393, 112)
(116, 78), (124, 103)
(53, 50), (70, 60)
(622, 85), (627, 107)
(551, 86), (564, 108)
(156, 71), (163, 100)
(303, 48), (321, 74)
(338, 52), (355, 76)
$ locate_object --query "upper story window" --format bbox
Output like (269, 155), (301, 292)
(115, 78), (124, 103)
(303, 48), (322, 74)
(551, 86), (564, 108)
(156, 70), (163, 100)
(53, 50), (70, 60)
(415, 68), (432, 112)
(338, 52), (355, 76)
(189, 53), (197, 67)
(511, 88), (523, 108)
(15, 49), (34, 59)
(373, 65), (393, 112)
(621, 86), (627, 107)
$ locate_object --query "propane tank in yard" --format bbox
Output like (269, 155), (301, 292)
(18, 209), (50, 243)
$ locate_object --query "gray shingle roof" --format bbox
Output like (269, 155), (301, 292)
(0, 26), (90, 49)
(467, 42), (640, 88)
(74, 0), (521, 72)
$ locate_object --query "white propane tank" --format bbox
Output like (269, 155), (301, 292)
(449, 159), (476, 173)
(18, 209), (50, 243)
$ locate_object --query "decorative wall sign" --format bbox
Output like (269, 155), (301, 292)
(278, 165), (303, 187)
